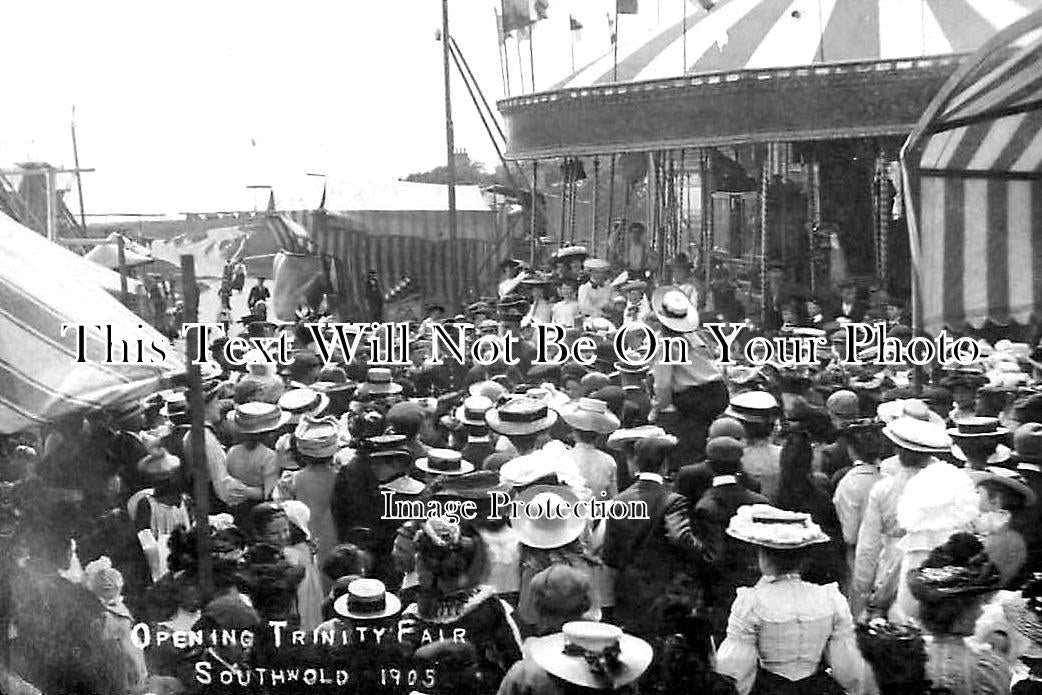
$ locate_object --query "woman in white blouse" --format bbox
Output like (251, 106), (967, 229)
(716, 504), (866, 695)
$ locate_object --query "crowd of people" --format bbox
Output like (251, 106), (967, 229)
(4, 239), (1042, 695)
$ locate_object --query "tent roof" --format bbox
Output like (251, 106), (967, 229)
(553, 0), (1042, 90)
(84, 233), (155, 269)
(903, 9), (1042, 334)
(0, 211), (182, 433)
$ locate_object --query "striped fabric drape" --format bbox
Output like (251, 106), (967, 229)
(264, 213), (312, 254)
(309, 209), (495, 306)
(903, 12), (1042, 336)
(553, 0), (1042, 90)
(0, 211), (184, 434)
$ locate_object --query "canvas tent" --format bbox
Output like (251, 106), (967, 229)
(307, 181), (497, 306)
(0, 210), (183, 433)
(85, 232), (154, 269)
(902, 10), (1042, 336)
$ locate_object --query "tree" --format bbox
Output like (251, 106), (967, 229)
(402, 152), (506, 186)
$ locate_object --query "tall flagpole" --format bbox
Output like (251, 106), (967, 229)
(682, 0), (688, 72)
(442, 0), (459, 307)
(613, 8), (620, 81)
(528, 23), (536, 91)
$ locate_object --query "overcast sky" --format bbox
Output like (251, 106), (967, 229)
(0, 0), (671, 214)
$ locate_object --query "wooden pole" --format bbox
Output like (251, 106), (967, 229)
(117, 235), (129, 304)
(70, 108), (88, 233)
(613, 9), (620, 81)
(530, 160), (538, 266)
(442, 0), (460, 308)
(181, 254), (212, 595)
(528, 26), (536, 91)
(44, 168), (56, 242)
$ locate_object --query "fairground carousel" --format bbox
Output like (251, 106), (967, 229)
(498, 0), (1042, 323)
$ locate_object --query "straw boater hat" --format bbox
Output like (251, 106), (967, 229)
(583, 258), (610, 272)
(605, 426), (677, 451)
(948, 417), (1012, 464)
(159, 391), (189, 422)
(651, 287), (700, 332)
(726, 504), (831, 550)
(524, 386), (570, 411)
(294, 415), (340, 459)
(415, 448), (475, 477)
(554, 245), (588, 261)
(560, 397), (620, 434)
(454, 395), (494, 427)
(485, 397), (558, 437)
(528, 621), (653, 690)
(882, 400), (952, 454)
(357, 367), (403, 397)
(227, 402), (291, 434)
(725, 390), (780, 424)
(1003, 578), (1042, 659)
(521, 270), (555, 286)
(512, 484), (586, 550)
(380, 475), (427, 496)
(333, 578), (402, 621)
(278, 388), (330, 425)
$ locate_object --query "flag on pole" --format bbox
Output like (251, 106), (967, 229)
(607, 12), (617, 43)
(617, 0), (638, 15)
(569, 15), (583, 39)
(695, 0), (715, 10)
(501, 0), (548, 34)
(494, 6), (507, 44)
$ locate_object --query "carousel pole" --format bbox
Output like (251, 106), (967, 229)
(760, 149), (769, 328)
(530, 160), (538, 266)
(559, 159), (568, 249)
(592, 157), (600, 256)
(181, 255), (212, 595)
(702, 149), (712, 297)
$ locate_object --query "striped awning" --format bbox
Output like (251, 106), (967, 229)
(903, 10), (1042, 335)
(0, 211), (183, 434)
(554, 0), (1042, 90)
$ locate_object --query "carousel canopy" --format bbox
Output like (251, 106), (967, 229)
(84, 232), (154, 269)
(903, 10), (1042, 335)
(0, 210), (182, 433)
(502, 0), (1042, 158)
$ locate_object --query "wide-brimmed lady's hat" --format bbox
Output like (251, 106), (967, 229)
(554, 245), (588, 261)
(605, 425), (677, 451)
(454, 395), (494, 427)
(227, 402), (291, 434)
(1003, 578), (1042, 659)
(136, 448), (182, 479)
(726, 504), (831, 550)
(908, 532), (1000, 603)
(881, 400), (952, 454)
(357, 367), (403, 397)
(521, 271), (555, 286)
(333, 578), (402, 620)
(431, 470), (510, 500)
(278, 388), (330, 425)
(159, 391), (189, 422)
(485, 397), (558, 436)
(512, 484), (586, 549)
(294, 415), (340, 459)
(651, 287), (700, 332)
(529, 621), (653, 690)
(311, 366), (356, 394)
(560, 397), (620, 434)
(415, 448), (475, 476)
(969, 466), (1037, 508)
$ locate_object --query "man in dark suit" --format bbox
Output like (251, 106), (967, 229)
(834, 281), (867, 323)
(692, 436), (769, 640)
(602, 438), (705, 638)
(1013, 423), (1042, 577)
(675, 416), (760, 504)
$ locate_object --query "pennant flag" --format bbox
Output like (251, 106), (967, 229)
(502, 0), (533, 33)
(533, 0), (549, 20)
(569, 14), (583, 39)
(617, 0), (638, 15)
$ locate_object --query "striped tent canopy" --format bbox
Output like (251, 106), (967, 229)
(0, 211), (183, 433)
(308, 181), (496, 306)
(554, 0), (1042, 90)
(903, 10), (1042, 335)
